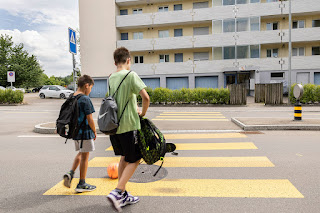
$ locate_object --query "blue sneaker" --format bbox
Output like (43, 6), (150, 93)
(107, 189), (125, 212)
(120, 191), (140, 207)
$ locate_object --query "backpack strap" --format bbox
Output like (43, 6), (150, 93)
(110, 70), (132, 98)
(117, 98), (130, 125)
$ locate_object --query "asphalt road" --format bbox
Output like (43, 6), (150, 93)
(1, 93), (320, 213)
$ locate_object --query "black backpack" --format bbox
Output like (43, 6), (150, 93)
(56, 94), (86, 145)
(98, 71), (131, 135)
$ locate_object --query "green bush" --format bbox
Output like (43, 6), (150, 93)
(137, 87), (230, 105)
(289, 83), (320, 104)
(0, 89), (24, 104)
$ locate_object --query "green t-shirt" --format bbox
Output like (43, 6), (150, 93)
(109, 70), (147, 134)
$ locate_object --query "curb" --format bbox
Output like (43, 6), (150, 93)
(34, 122), (57, 134)
(231, 118), (320, 131)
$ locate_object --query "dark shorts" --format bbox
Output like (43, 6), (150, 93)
(110, 131), (142, 163)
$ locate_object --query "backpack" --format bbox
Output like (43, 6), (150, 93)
(137, 117), (177, 176)
(56, 94), (86, 144)
(98, 71), (132, 135)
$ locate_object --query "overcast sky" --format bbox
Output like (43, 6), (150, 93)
(0, 0), (79, 77)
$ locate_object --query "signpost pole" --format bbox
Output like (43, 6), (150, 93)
(288, 0), (292, 103)
(73, 54), (76, 92)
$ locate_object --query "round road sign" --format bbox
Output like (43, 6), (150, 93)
(293, 84), (304, 100)
(9, 72), (14, 77)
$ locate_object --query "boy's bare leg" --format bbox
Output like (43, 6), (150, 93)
(116, 160), (140, 191)
(80, 152), (89, 180)
(71, 152), (81, 172)
(118, 156), (128, 180)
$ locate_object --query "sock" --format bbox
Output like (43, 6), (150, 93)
(79, 179), (85, 185)
(115, 188), (123, 194)
(69, 170), (74, 175)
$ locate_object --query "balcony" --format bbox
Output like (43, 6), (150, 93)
(131, 56), (320, 76)
(116, 13), (152, 29)
(117, 39), (153, 52)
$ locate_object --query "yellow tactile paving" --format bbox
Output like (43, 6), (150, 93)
(162, 112), (221, 114)
(106, 142), (257, 151)
(44, 178), (304, 198)
(159, 114), (224, 116)
(156, 116), (226, 118)
(88, 157), (274, 168)
(164, 133), (247, 140)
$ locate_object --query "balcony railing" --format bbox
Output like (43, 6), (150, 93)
(131, 56), (320, 76)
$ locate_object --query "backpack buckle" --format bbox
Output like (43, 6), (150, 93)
(160, 157), (164, 161)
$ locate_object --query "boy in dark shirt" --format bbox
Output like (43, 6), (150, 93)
(63, 75), (97, 192)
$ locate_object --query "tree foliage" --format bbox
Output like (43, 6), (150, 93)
(0, 34), (44, 88)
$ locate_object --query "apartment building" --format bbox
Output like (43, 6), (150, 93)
(79, 0), (320, 98)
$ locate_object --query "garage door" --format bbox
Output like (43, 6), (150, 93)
(90, 79), (108, 98)
(195, 76), (218, 88)
(142, 78), (160, 89)
(166, 77), (189, 90)
(296, 73), (310, 85)
(314, 73), (320, 85)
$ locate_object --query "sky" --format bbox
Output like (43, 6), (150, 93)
(0, 0), (79, 77)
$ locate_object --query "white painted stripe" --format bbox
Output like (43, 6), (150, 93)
(18, 135), (109, 138)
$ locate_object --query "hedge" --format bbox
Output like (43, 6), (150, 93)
(0, 89), (24, 104)
(137, 87), (230, 104)
(289, 84), (320, 104)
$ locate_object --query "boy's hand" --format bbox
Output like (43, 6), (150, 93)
(138, 111), (145, 117)
(93, 131), (97, 140)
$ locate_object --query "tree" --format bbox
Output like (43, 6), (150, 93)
(0, 34), (44, 88)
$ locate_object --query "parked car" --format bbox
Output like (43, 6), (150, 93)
(6, 86), (25, 93)
(32, 86), (43, 93)
(39, 85), (74, 99)
(0, 86), (5, 90)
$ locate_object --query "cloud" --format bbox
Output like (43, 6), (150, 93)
(0, 0), (79, 77)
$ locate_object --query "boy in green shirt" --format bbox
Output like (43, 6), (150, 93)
(107, 47), (150, 212)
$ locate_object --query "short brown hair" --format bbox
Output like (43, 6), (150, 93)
(114, 47), (131, 65)
(77, 75), (94, 88)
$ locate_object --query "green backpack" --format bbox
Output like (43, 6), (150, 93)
(137, 117), (177, 176)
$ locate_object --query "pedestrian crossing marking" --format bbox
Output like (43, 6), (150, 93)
(44, 178), (303, 198)
(153, 119), (229, 121)
(88, 157), (274, 168)
(156, 116), (226, 118)
(164, 133), (247, 139)
(159, 114), (224, 116)
(162, 112), (222, 114)
(106, 142), (257, 151)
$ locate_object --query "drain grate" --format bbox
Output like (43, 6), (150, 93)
(129, 164), (168, 183)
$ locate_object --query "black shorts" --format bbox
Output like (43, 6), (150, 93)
(110, 131), (142, 163)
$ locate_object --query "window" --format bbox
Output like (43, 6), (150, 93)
(160, 55), (169, 63)
(42, 86), (48, 90)
(237, 18), (249, 32)
(159, 6), (169, 12)
(213, 20), (222, 34)
(120, 9), (128, 15)
(174, 29), (183, 37)
(237, 46), (249, 59)
(193, 27), (209, 36)
(267, 0), (278, 2)
(312, 20), (320, 28)
(237, 0), (248, 4)
(49, 86), (58, 90)
(312, 47), (320, 55)
(293, 20), (305, 29)
(266, 22), (278, 30)
(250, 17), (260, 31)
(175, 53), (183, 62)
(133, 32), (143, 40)
(213, 47), (223, 60)
(292, 47), (304, 56)
(133, 9), (143, 14)
(159, 30), (169, 38)
(223, 0), (235, 5)
(271, 73), (284, 78)
(193, 1), (209, 9)
(267, 49), (278, 58)
(194, 52), (209, 61)
(250, 45), (260, 58)
(251, 0), (260, 3)
(224, 46), (235, 59)
(134, 56), (144, 64)
(121, 33), (128, 40)
(174, 4), (182, 11)
(223, 19), (235, 33)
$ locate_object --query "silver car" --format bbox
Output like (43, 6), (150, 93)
(39, 85), (74, 99)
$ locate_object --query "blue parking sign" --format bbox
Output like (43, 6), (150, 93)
(68, 28), (77, 55)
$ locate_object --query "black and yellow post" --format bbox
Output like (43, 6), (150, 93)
(294, 102), (302, 121)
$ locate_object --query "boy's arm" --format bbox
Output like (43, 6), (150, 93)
(86, 113), (97, 140)
(138, 89), (150, 117)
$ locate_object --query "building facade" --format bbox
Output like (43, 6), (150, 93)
(79, 0), (320, 98)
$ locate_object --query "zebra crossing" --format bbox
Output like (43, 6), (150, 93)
(44, 112), (304, 199)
